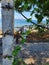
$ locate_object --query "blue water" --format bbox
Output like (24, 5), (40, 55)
(14, 19), (37, 27)
(0, 19), (37, 29)
(0, 19), (46, 29)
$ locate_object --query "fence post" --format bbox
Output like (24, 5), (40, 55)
(1, 0), (14, 65)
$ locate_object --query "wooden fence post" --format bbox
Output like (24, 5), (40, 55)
(1, 0), (14, 65)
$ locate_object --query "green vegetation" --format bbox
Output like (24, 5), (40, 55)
(45, 63), (49, 65)
(1, 0), (49, 65)
(14, 0), (49, 30)
(12, 0), (49, 65)
(12, 46), (27, 65)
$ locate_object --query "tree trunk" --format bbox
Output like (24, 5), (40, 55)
(1, 0), (14, 65)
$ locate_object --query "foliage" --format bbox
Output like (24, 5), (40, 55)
(20, 30), (31, 44)
(27, 18), (32, 22)
(12, 46), (21, 56)
(45, 63), (49, 65)
(12, 46), (27, 65)
(13, 1), (49, 63)
(13, 1), (49, 64)
(14, 0), (49, 25)
(12, 58), (26, 65)
(35, 26), (45, 36)
(1, 0), (49, 65)
(20, 38), (26, 44)
(12, 30), (31, 65)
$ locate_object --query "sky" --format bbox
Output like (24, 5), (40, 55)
(0, 3), (46, 29)
(0, 3), (36, 19)
(0, 3), (37, 29)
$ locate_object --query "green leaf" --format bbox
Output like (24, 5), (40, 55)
(23, 3), (28, 10)
(46, 19), (49, 24)
(12, 46), (21, 56)
(34, 8), (40, 12)
(20, 38), (26, 44)
(27, 18), (32, 22)
(30, 11), (34, 16)
(12, 59), (17, 65)
(26, 30), (31, 35)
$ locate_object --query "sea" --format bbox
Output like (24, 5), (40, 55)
(0, 19), (37, 29)
(0, 19), (46, 30)
(14, 19), (37, 27)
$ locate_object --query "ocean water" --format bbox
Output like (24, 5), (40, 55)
(0, 19), (46, 30)
(14, 19), (37, 27)
(0, 19), (37, 29)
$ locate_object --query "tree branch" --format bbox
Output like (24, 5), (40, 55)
(18, 11), (49, 30)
